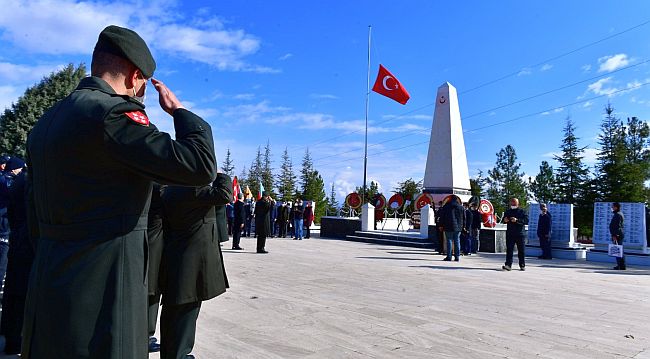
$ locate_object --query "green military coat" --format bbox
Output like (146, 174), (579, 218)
(23, 76), (217, 359)
(148, 183), (164, 297)
(160, 173), (232, 305)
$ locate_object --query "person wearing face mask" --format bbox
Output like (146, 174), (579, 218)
(502, 198), (529, 271)
(609, 202), (625, 270)
(293, 199), (304, 240)
(23, 25), (217, 358)
(537, 203), (553, 260)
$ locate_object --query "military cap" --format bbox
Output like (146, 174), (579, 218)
(5, 156), (25, 171)
(94, 25), (156, 78)
(0, 155), (9, 165)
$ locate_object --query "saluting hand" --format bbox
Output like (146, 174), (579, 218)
(151, 78), (185, 115)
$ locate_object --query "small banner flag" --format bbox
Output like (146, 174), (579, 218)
(371, 64), (410, 105)
(257, 182), (265, 200)
(233, 176), (240, 201)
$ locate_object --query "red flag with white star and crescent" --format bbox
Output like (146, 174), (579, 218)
(371, 64), (410, 105)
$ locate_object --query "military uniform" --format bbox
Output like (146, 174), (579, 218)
(147, 183), (165, 348)
(23, 26), (217, 359)
(159, 173), (231, 359)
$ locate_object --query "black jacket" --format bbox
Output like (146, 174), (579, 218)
(471, 209), (481, 230)
(254, 198), (272, 237)
(504, 207), (528, 236)
(233, 200), (246, 226)
(464, 208), (473, 231)
(440, 201), (465, 232)
(147, 183), (164, 296)
(537, 212), (552, 237)
(160, 173), (232, 305)
(609, 210), (624, 238)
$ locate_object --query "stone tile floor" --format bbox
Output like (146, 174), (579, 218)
(3, 232), (650, 358)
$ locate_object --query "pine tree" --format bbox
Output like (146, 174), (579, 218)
(248, 146), (263, 196)
(554, 116), (590, 204)
(221, 147), (235, 177)
(302, 170), (327, 223)
(0, 63), (87, 157)
(618, 116), (650, 202)
(300, 148), (314, 193)
(326, 182), (339, 214)
(528, 161), (556, 204)
(355, 181), (379, 201)
(262, 140), (274, 196)
(595, 103), (627, 201)
(485, 145), (528, 215)
(238, 165), (249, 198)
(393, 178), (422, 201)
(276, 147), (296, 202)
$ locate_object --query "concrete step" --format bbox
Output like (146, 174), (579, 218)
(344, 235), (435, 248)
(353, 230), (430, 242)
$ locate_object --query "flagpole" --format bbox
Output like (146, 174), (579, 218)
(362, 25), (371, 205)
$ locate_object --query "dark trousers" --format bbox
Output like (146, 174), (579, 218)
(160, 301), (202, 359)
(232, 224), (243, 249)
(148, 294), (161, 337)
(0, 294), (26, 354)
(505, 234), (526, 268)
(471, 228), (480, 253)
(614, 236), (626, 269)
(0, 241), (8, 290)
(257, 235), (267, 252)
(461, 231), (472, 254)
(305, 225), (311, 238)
(539, 234), (552, 259)
(227, 218), (233, 235)
(279, 221), (287, 237)
(244, 218), (252, 237)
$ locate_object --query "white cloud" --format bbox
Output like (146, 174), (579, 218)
(598, 54), (629, 72)
(0, 0), (277, 73)
(278, 53), (293, 61)
(381, 114), (430, 121)
(541, 107), (564, 116)
(0, 62), (67, 82)
(540, 64), (553, 72)
(581, 64), (592, 72)
(517, 68), (532, 76)
(310, 93), (339, 100)
(587, 77), (618, 96)
(233, 93), (255, 100)
(0, 85), (21, 111)
(582, 101), (593, 108)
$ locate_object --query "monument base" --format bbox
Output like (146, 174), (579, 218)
(525, 245), (587, 260)
(320, 216), (361, 239)
(586, 249), (650, 266)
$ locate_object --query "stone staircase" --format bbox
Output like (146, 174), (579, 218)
(344, 230), (435, 248)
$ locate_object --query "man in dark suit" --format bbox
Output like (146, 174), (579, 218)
(23, 25), (216, 358)
(254, 192), (272, 253)
(610, 202), (625, 270)
(537, 203), (552, 260)
(232, 193), (245, 250)
(160, 173), (232, 359)
(502, 198), (529, 271)
(439, 196), (465, 262)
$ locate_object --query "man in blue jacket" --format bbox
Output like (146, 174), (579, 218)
(609, 202), (625, 270)
(440, 196), (465, 262)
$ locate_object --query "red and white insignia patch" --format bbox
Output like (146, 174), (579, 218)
(125, 111), (150, 126)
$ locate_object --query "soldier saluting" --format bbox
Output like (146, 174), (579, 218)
(23, 25), (217, 358)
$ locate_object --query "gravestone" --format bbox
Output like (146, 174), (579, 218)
(526, 204), (586, 260)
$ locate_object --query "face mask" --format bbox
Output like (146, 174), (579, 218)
(510, 206), (517, 209)
(132, 76), (146, 104)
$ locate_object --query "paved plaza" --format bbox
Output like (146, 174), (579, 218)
(3, 233), (650, 358)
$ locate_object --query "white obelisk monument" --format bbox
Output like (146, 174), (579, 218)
(423, 82), (472, 203)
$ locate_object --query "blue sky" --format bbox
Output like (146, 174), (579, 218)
(1, 1), (649, 203)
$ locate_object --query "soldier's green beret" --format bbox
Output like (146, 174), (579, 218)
(94, 25), (156, 78)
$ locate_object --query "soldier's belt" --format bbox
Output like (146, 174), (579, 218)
(39, 214), (148, 240)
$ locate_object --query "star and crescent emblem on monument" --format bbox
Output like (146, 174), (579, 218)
(382, 75), (398, 91)
(439, 96), (446, 104)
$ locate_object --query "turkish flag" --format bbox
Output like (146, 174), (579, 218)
(371, 64), (410, 105)
(233, 176), (240, 202)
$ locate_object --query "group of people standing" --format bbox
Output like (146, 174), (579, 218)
(0, 155), (31, 355)
(435, 198), (482, 261)
(227, 196), (315, 252)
